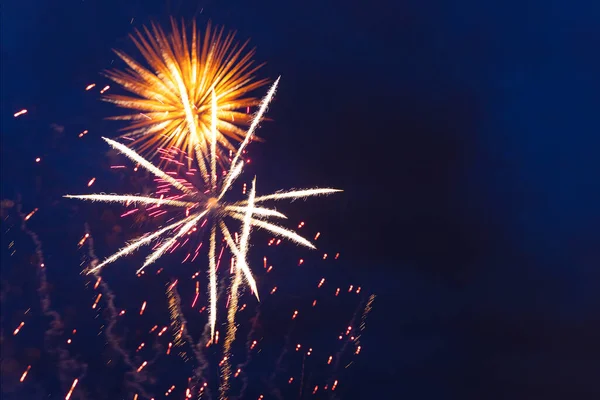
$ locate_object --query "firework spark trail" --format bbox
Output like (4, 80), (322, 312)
(235, 306), (261, 399)
(218, 175), (257, 398)
(219, 78), (279, 200)
(219, 222), (258, 300)
(328, 295), (374, 400)
(236, 188), (344, 205)
(84, 226), (154, 399)
(355, 294), (375, 347)
(167, 285), (208, 394)
(228, 214), (315, 249)
(17, 204), (88, 399)
(64, 194), (195, 208)
(103, 137), (194, 194)
(139, 211), (207, 271)
(208, 223), (217, 341)
(193, 275), (236, 400)
(210, 89), (217, 191)
(268, 323), (296, 400)
(219, 265), (242, 400)
(86, 215), (195, 274)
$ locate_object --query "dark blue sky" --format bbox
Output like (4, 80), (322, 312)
(2, 0), (600, 399)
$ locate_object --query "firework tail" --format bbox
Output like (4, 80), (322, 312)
(235, 305), (261, 399)
(84, 225), (154, 399)
(268, 323), (295, 400)
(168, 284), (209, 396)
(219, 265), (243, 399)
(192, 274), (235, 400)
(18, 203), (88, 399)
(328, 294), (375, 400)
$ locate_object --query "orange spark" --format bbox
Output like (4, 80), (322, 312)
(65, 378), (78, 400)
(136, 361), (147, 372)
(24, 208), (38, 221)
(85, 83), (96, 90)
(92, 293), (102, 309)
(14, 109), (28, 118)
(20, 365), (31, 382)
(13, 321), (25, 335)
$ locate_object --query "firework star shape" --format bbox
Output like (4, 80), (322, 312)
(65, 80), (341, 339)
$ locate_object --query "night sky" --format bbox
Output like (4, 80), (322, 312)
(2, 0), (600, 399)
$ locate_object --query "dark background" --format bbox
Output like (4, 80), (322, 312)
(2, 0), (600, 399)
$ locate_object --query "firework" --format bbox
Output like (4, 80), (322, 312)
(103, 18), (269, 164)
(65, 81), (341, 340)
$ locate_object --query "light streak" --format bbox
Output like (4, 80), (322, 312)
(13, 321), (25, 335)
(65, 378), (78, 400)
(24, 208), (38, 221)
(92, 293), (102, 309)
(14, 109), (28, 117)
(20, 365), (31, 382)
(136, 361), (148, 372)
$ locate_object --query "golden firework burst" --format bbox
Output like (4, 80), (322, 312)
(103, 18), (269, 166)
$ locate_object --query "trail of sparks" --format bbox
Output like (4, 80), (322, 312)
(84, 226), (155, 399)
(219, 264), (243, 400)
(18, 204), (88, 398)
